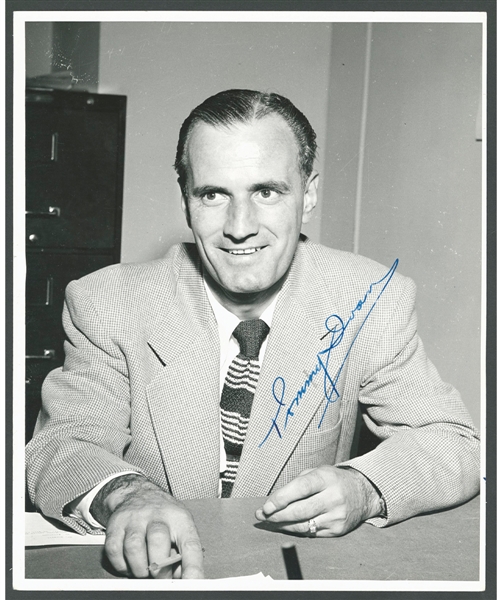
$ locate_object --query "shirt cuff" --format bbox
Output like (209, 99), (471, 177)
(67, 471), (139, 530)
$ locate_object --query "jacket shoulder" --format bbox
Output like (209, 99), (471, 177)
(72, 243), (196, 294)
(298, 240), (411, 292)
(64, 244), (200, 326)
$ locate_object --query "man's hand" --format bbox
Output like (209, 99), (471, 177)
(255, 466), (384, 537)
(90, 474), (204, 579)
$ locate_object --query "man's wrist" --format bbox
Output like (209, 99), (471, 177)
(358, 471), (385, 519)
(90, 473), (153, 526)
(340, 467), (386, 520)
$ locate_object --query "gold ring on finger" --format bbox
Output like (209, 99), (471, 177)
(308, 518), (318, 536)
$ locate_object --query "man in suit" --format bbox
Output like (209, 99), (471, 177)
(26, 89), (480, 579)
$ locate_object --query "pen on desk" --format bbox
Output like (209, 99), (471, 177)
(281, 543), (303, 580)
(148, 553), (182, 576)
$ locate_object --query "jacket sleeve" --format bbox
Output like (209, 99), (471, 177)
(25, 279), (146, 534)
(337, 277), (480, 526)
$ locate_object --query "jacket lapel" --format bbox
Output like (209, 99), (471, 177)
(145, 249), (221, 500)
(233, 245), (347, 497)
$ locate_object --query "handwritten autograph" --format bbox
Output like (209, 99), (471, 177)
(258, 259), (399, 447)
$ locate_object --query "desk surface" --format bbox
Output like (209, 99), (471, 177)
(26, 496), (480, 581)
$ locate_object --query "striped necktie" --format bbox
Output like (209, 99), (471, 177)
(220, 319), (270, 498)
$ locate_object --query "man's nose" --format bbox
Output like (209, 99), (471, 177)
(223, 197), (259, 241)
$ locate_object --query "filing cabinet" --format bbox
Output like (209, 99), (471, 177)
(25, 89), (126, 443)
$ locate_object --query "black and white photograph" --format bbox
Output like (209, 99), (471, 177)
(9, 5), (490, 596)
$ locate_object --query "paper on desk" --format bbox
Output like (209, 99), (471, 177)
(217, 572), (273, 581)
(25, 512), (105, 546)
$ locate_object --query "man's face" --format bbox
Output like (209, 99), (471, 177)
(181, 115), (318, 303)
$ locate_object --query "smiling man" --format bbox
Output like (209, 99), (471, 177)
(180, 111), (318, 317)
(26, 89), (480, 579)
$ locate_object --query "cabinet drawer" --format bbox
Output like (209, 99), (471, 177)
(26, 252), (116, 382)
(26, 93), (125, 249)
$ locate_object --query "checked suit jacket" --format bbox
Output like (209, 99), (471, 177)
(26, 239), (480, 534)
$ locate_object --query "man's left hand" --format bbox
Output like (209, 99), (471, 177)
(255, 466), (383, 537)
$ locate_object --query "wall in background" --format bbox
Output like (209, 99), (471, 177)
(25, 22), (52, 77)
(321, 23), (369, 252)
(321, 23), (482, 426)
(25, 22), (99, 91)
(98, 22), (332, 263)
(51, 22), (100, 92)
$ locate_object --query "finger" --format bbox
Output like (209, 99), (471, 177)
(299, 467), (315, 476)
(277, 522), (344, 537)
(172, 548), (183, 579)
(256, 470), (326, 518)
(146, 521), (172, 579)
(177, 521), (204, 579)
(262, 493), (325, 524)
(104, 526), (128, 575)
(123, 527), (149, 578)
(173, 562), (183, 579)
(272, 520), (312, 535)
(268, 513), (343, 537)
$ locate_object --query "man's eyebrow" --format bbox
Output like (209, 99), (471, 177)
(249, 180), (291, 194)
(191, 185), (230, 197)
(191, 181), (291, 197)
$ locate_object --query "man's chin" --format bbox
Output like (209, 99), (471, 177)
(204, 267), (285, 303)
(208, 270), (266, 295)
(214, 277), (275, 302)
(221, 284), (268, 301)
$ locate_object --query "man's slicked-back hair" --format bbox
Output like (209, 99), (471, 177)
(174, 89), (317, 194)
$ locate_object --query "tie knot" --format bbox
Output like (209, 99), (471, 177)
(233, 319), (270, 358)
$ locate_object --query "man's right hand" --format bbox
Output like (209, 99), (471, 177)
(90, 474), (204, 579)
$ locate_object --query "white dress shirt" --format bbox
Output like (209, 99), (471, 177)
(68, 280), (277, 528)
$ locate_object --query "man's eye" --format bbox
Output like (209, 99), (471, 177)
(257, 189), (278, 201)
(201, 192), (225, 203)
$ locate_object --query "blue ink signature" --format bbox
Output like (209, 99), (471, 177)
(258, 259), (399, 447)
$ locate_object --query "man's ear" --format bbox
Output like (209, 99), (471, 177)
(302, 171), (319, 224)
(179, 179), (192, 229)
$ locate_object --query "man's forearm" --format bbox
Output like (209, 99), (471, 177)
(90, 473), (165, 526)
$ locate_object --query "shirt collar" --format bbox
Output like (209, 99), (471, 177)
(203, 279), (277, 346)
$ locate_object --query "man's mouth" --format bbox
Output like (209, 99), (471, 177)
(222, 246), (265, 255)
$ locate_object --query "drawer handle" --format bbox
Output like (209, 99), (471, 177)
(26, 206), (61, 218)
(45, 277), (54, 306)
(51, 132), (58, 161)
(26, 349), (55, 360)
